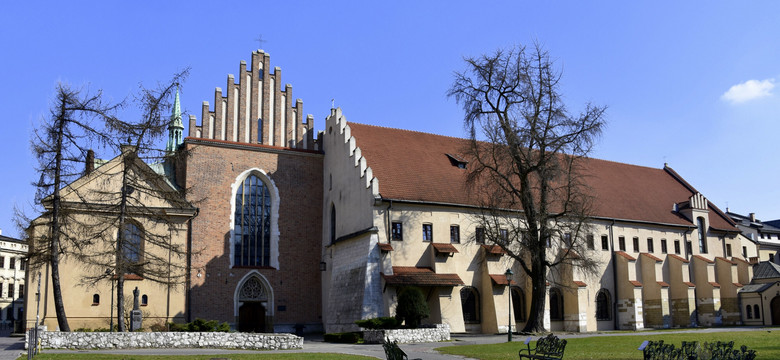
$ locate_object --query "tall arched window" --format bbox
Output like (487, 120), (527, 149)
(549, 288), (563, 321)
(460, 287), (480, 323)
(746, 305), (753, 319)
(234, 174), (272, 267)
(122, 222), (144, 275)
(330, 204), (336, 244)
(596, 289), (611, 320)
(697, 217), (708, 253)
(511, 287), (525, 322)
(754, 304), (760, 319)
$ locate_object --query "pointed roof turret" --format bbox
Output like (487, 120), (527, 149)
(166, 87), (184, 153)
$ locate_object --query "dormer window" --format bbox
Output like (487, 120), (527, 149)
(445, 153), (468, 169)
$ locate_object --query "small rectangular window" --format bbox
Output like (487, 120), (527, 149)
(587, 235), (595, 250)
(0, 257), (3, 268)
(475, 227), (485, 244)
(9, 258), (15, 270)
(18, 285), (23, 299)
(601, 235), (609, 251)
(422, 224), (433, 242)
(619, 236), (626, 251)
(632, 237), (639, 252)
(742, 246), (747, 257)
(450, 225), (460, 244)
(675, 240), (681, 255)
(726, 244), (732, 257)
(391, 222), (403, 241)
(8, 284), (14, 299)
(500, 229), (509, 244)
(564, 233), (572, 246)
(661, 239), (668, 254)
(647, 238), (654, 253)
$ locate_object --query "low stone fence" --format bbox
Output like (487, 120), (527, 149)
(362, 323), (450, 344)
(26, 330), (302, 350)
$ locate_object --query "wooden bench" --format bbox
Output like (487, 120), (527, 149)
(518, 334), (567, 359)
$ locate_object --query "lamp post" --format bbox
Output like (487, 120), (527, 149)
(505, 268), (513, 342)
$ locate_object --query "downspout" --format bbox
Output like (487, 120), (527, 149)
(609, 219), (618, 330)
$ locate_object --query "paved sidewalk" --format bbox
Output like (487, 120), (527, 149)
(20, 326), (777, 360)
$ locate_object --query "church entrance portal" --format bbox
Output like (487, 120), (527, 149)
(772, 296), (780, 325)
(236, 274), (272, 332)
(239, 302), (266, 332)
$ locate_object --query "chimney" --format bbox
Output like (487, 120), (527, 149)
(750, 213), (756, 222)
(85, 149), (95, 175)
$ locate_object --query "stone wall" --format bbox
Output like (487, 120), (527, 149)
(362, 324), (450, 344)
(26, 331), (302, 350)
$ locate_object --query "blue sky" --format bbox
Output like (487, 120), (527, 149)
(2, 1), (779, 237)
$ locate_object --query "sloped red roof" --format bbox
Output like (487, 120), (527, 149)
(693, 255), (715, 264)
(616, 251), (636, 261)
(630, 280), (643, 287)
(382, 266), (464, 286)
(641, 253), (663, 262)
(489, 274), (517, 286)
(658, 281), (670, 287)
(667, 254), (689, 263)
(378, 243), (394, 252)
(481, 244), (506, 255)
(573, 281), (587, 287)
(347, 123), (737, 231)
(431, 243), (459, 254)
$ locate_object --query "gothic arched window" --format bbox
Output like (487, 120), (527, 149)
(234, 174), (272, 267)
(746, 305), (753, 319)
(753, 304), (760, 319)
(697, 217), (708, 254)
(549, 288), (563, 321)
(122, 222), (144, 275)
(596, 289), (611, 320)
(460, 287), (480, 323)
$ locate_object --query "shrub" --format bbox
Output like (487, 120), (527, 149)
(395, 287), (429, 328)
(355, 316), (400, 329)
(169, 318), (230, 332)
(323, 332), (363, 343)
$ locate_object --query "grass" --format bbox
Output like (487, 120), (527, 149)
(436, 330), (780, 360)
(19, 354), (375, 360)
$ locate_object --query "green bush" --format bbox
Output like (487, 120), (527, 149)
(354, 316), (400, 329)
(323, 332), (363, 343)
(169, 318), (230, 332)
(395, 287), (429, 328)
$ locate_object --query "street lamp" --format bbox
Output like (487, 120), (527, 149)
(505, 268), (513, 342)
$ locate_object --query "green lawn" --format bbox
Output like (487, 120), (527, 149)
(436, 330), (780, 360)
(20, 354), (375, 360)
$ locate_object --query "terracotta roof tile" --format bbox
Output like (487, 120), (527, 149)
(667, 254), (689, 263)
(733, 282), (743, 287)
(657, 281), (670, 287)
(383, 267), (464, 287)
(641, 253), (663, 262)
(684, 281), (696, 287)
(481, 244), (506, 255)
(489, 274), (517, 286)
(616, 251), (636, 261)
(573, 281), (587, 287)
(347, 122), (738, 231)
(378, 243), (394, 252)
(630, 280), (642, 287)
(431, 243), (459, 254)
(709, 281), (721, 288)
(714, 256), (735, 265)
(693, 255), (715, 264)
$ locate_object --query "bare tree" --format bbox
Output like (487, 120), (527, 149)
(27, 84), (118, 331)
(74, 70), (196, 331)
(448, 44), (606, 332)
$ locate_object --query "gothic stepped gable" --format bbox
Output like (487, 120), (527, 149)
(188, 50), (316, 150)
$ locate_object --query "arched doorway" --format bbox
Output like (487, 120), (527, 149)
(236, 273), (273, 332)
(771, 296), (780, 325)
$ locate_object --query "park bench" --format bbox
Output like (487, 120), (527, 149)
(518, 334), (567, 359)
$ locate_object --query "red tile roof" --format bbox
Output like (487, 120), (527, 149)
(693, 255), (715, 264)
(667, 254), (689, 263)
(684, 281), (696, 287)
(481, 244), (506, 255)
(715, 257), (735, 265)
(378, 243), (394, 252)
(657, 281), (670, 287)
(347, 122), (737, 231)
(431, 243), (459, 254)
(382, 266), (464, 287)
(641, 253), (663, 262)
(709, 281), (721, 288)
(616, 251), (636, 261)
(630, 280), (643, 287)
(573, 281), (587, 287)
(733, 282), (743, 287)
(489, 274), (517, 286)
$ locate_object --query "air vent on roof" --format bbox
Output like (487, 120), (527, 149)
(445, 153), (468, 169)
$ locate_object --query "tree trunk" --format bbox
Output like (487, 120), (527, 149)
(50, 116), (70, 332)
(522, 262), (548, 333)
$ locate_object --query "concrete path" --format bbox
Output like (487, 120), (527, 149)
(11, 326), (778, 360)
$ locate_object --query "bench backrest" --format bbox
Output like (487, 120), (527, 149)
(536, 334), (566, 355)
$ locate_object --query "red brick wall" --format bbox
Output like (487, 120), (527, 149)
(183, 138), (323, 328)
